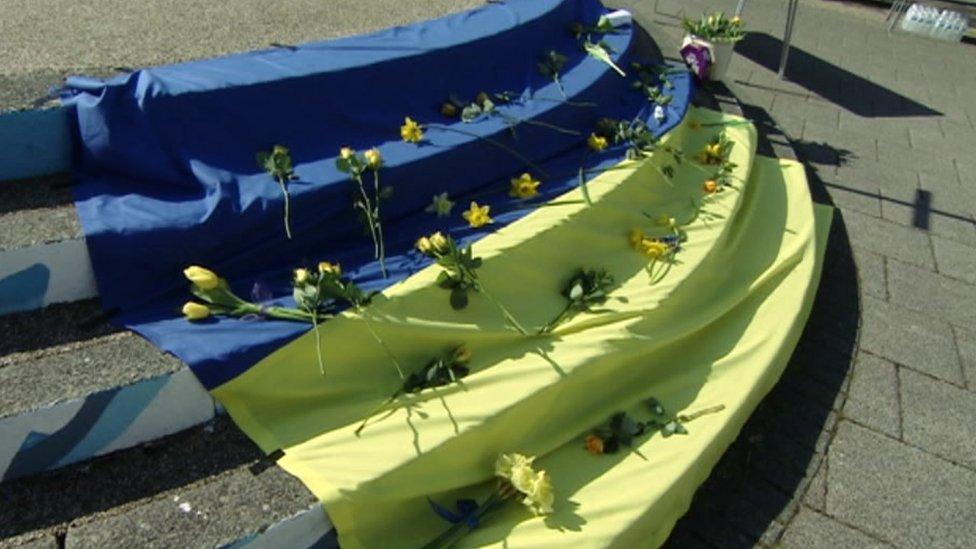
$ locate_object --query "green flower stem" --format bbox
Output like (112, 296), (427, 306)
(371, 170), (388, 278)
(538, 301), (577, 335)
(678, 404), (726, 423)
(428, 124), (550, 178)
(473, 281), (528, 335)
(421, 490), (505, 549)
(354, 391), (401, 436)
(531, 95), (597, 108)
(496, 112), (581, 137)
(311, 313), (325, 376)
(356, 306), (403, 379)
(276, 176), (293, 240)
(352, 173), (382, 273)
(577, 152), (593, 205)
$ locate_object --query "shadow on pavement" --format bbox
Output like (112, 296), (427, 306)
(737, 32), (941, 118)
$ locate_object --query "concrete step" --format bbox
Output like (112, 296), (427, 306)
(0, 299), (215, 482)
(0, 175), (95, 316)
(0, 416), (331, 548)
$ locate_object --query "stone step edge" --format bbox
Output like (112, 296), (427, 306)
(0, 367), (213, 482)
(0, 238), (97, 316)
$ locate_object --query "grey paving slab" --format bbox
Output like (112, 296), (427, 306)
(779, 507), (889, 549)
(801, 461), (827, 513)
(954, 325), (976, 391)
(887, 258), (976, 329)
(900, 368), (976, 470)
(842, 210), (935, 269)
(853, 247), (887, 300)
(931, 234), (976, 285)
(826, 420), (976, 548)
(844, 353), (901, 438)
(859, 295), (964, 385)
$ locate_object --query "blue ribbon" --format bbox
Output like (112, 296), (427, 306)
(427, 497), (480, 530)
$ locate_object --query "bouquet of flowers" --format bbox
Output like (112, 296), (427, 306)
(682, 12), (745, 43)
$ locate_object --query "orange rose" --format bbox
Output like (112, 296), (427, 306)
(585, 434), (605, 455)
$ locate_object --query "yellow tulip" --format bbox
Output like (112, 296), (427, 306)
(400, 117), (424, 143)
(587, 133), (608, 152)
(318, 262), (341, 276)
(364, 148), (382, 169)
(294, 268), (311, 284)
(509, 173), (541, 199)
(182, 302), (210, 321)
(731, 15), (742, 25)
(415, 236), (433, 254)
(462, 201), (493, 228)
(339, 147), (355, 160)
(183, 266), (219, 290)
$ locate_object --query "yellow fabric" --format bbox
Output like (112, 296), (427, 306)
(212, 107), (832, 548)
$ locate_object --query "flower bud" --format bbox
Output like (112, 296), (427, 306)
(703, 179), (718, 193)
(440, 102), (459, 118)
(318, 262), (341, 277)
(183, 266), (219, 290)
(294, 268), (311, 284)
(415, 236), (433, 255)
(182, 302), (211, 321)
(339, 147), (355, 160)
(428, 231), (450, 254)
(364, 148), (382, 169)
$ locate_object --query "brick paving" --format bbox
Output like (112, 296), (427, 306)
(624, 1), (976, 546)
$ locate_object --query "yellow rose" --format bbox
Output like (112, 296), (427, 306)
(703, 179), (718, 193)
(415, 236), (433, 254)
(318, 261), (341, 276)
(731, 15), (742, 25)
(509, 173), (541, 199)
(428, 231), (450, 254)
(462, 201), (493, 228)
(182, 301), (210, 321)
(183, 266), (219, 290)
(524, 471), (555, 515)
(400, 117), (424, 143)
(364, 148), (382, 169)
(294, 268), (311, 284)
(587, 132), (608, 152)
(585, 434), (605, 455)
(339, 147), (355, 160)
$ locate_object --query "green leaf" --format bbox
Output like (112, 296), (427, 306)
(583, 40), (625, 77)
(449, 287), (469, 310)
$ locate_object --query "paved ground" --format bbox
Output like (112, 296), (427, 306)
(624, 0), (976, 547)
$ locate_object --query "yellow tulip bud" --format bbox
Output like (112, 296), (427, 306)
(318, 262), (341, 276)
(428, 231), (450, 254)
(415, 236), (433, 254)
(364, 148), (382, 169)
(339, 147), (355, 160)
(183, 266), (219, 290)
(182, 302), (210, 321)
(294, 268), (311, 284)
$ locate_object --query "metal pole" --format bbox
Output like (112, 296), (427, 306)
(778, 0), (799, 79)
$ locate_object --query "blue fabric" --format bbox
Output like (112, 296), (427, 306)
(65, 0), (694, 390)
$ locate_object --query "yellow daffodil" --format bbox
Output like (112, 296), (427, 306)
(182, 301), (211, 321)
(585, 434), (605, 455)
(462, 201), (493, 228)
(703, 179), (719, 193)
(428, 231), (450, 254)
(698, 142), (724, 165)
(339, 147), (355, 160)
(294, 268), (311, 284)
(183, 266), (219, 290)
(509, 173), (541, 199)
(364, 148), (382, 169)
(587, 132), (608, 152)
(440, 102), (459, 118)
(400, 117), (424, 143)
(641, 239), (669, 260)
(318, 262), (341, 276)
(426, 192), (454, 217)
(524, 471), (555, 515)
